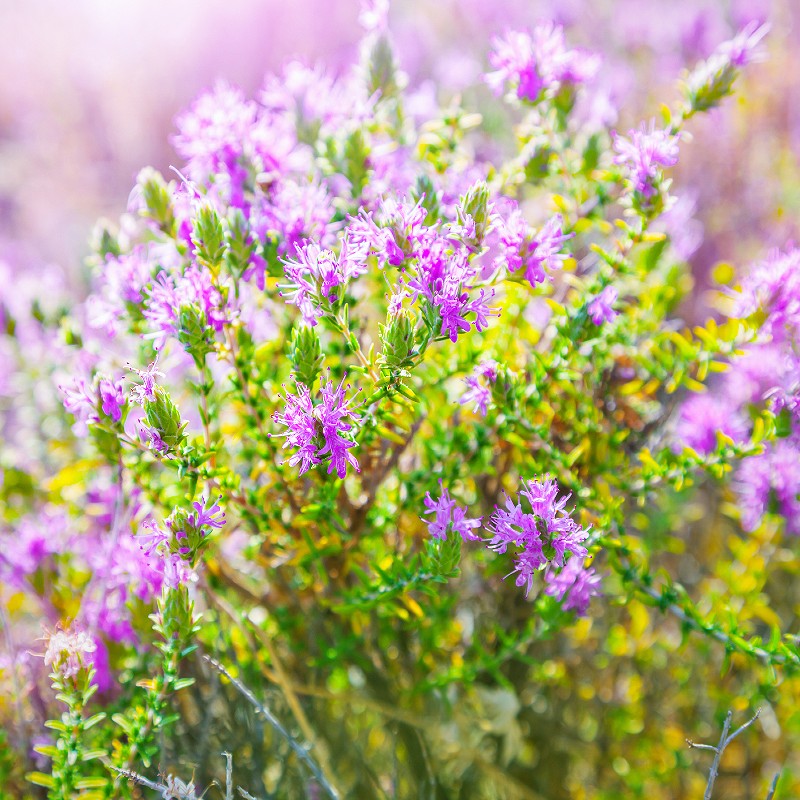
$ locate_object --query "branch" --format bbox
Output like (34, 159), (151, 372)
(765, 771), (780, 800)
(203, 655), (340, 800)
(687, 709), (761, 800)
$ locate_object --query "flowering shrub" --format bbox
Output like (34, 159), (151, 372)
(1, 4), (798, 798)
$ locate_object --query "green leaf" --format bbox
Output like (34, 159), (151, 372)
(83, 712), (106, 730)
(26, 772), (55, 788)
(80, 750), (108, 762)
(75, 777), (109, 789)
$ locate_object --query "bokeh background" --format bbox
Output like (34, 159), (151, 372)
(2, 0), (799, 299)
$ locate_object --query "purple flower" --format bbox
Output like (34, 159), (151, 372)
(86, 247), (154, 337)
(406, 235), (498, 342)
(586, 286), (618, 326)
(0, 509), (72, 583)
(495, 211), (572, 288)
(188, 496), (227, 530)
(252, 179), (337, 257)
(279, 234), (368, 325)
(486, 24), (600, 103)
(272, 381), (320, 474)
(737, 437), (800, 534)
(260, 62), (374, 144)
(59, 374), (126, 433)
(735, 247), (800, 343)
(459, 360), (498, 416)
(42, 626), (96, 680)
(317, 374), (362, 479)
(613, 121), (681, 200)
(140, 425), (169, 454)
(674, 393), (748, 455)
(684, 21), (769, 111)
(350, 196), (431, 267)
(129, 360), (164, 405)
(98, 378), (126, 422)
(80, 528), (167, 644)
(137, 520), (196, 588)
(59, 378), (99, 435)
(544, 558), (602, 616)
(486, 476), (592, 598)
(173, 81), (297, 204)
(719, 21), (770, 68)
(143, 265), (226, 352)
(422, 481), (482, 541)
(272, 374), (362, 479)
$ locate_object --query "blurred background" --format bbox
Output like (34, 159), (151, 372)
(1, 0), (799, 302)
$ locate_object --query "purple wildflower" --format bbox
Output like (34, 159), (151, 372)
(173, 81), (297, 204)
(459, 360), (498, 416)
(273, 381), (320, 474)
(261, 62), (374, 144)
(98, 378), (126, 422)
(140, 426), (169, 455)
(80, 528), (167, 644)
(544, 558), (602, 616)
(486, 24), (600, 103)
(719, 21), (770, 68)
(279, 234), (367, 325)
(317, 374), (362, 479)
(407, 235), (498, 342)
(495, 211), (573, 288)
(252, 179), (337, 257)
(738, 437), (800, 534)
(586, 286), (618, 326)
(42, 626), (96, 680)
(129, 360), (164, 405)
(272, 374), (362, 479)
(0, 509), (72, 584)
(59, 378), (99, 434)
(59, 374), (126, 433)
(350, 196), (431, 267)
(674, 393), (748, 455)
(486, 476), (592, 597)
(422, 481), (482, 541)
(137, 519), (196, 588)
(613, 121), (681, 199)
(86, 247), (154, 337)
(684, 22), (769, 111)
(188, 496), (227, 530)
(143, 266), (226, 351)
(735, 247), (800, 343)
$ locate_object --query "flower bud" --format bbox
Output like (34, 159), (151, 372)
(412, 175), (441, 225)
(491, 365), (520, 412)
(682, 23), (768, 115)
(143, 386), (187, 452)
(364, 34), (400, 99)
(290, 325), (324, 387)
(457, 181), (492, 247)
(177, 302), (215, 366)
(138, 167), (175, 233)
(191, 203), (226, 270)
(344, 128), (370, 197)
(225, 208), (257, 276)
(379, 307), (416, 377)
(91, 221), (121, 259)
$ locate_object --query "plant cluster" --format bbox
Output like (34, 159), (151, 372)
(0, 6), (796, 798)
